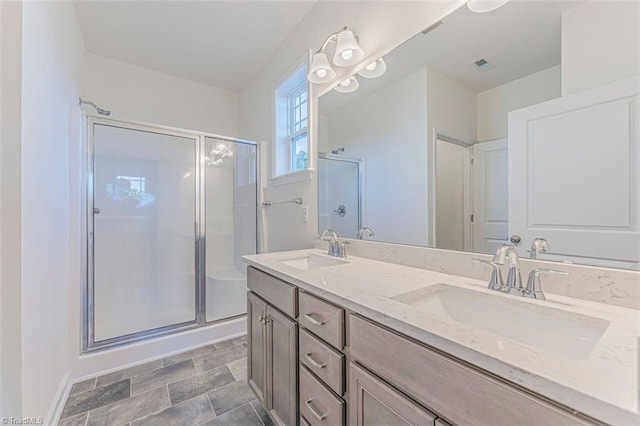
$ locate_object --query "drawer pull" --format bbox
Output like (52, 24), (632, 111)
(305, 399), (327, 421)
(304, 313), (325, 326)
(305, 352), (326, 369)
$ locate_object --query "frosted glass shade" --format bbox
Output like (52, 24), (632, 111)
(334, 76), (359, 93)
(467, 0), (510, 13)
(358, 58), (387, 79)
(308, 52), (336, 84)
(333, 29), (364, 66)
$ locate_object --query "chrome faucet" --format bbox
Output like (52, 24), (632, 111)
(475, 244), (523, 295)
(319, 229), (349, 258)
(472, 259), (504, 290)
(524, 268), (568, 300)
(357, 227), (375, 240)
(476, 245), (569, 301)
(530, 238), (550, 259)
(504, 246), (524, 296)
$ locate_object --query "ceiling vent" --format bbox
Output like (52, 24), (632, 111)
(421, 20), (444, 35)
(472, 57), (494, 72)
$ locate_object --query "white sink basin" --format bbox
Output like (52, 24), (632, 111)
(391, 284), (610, 360)
(278, 254), (348, 270)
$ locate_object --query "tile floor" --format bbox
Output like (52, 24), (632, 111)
(59, 335), (273, 426)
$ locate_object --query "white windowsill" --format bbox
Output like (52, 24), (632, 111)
(267, 169), (314, 187)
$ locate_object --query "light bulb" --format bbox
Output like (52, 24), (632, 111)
(316, 69), (327, 78)
(341, 49), (353, 60)
(366, 62), (377, 71)
(341, 79), (351, 87)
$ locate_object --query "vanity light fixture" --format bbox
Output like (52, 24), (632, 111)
(467, 0), (510, 13)
(334, 76), (359, 93)
(308, 51), (336, 84)
(358, 58), (387, 79)
(307, 26), (365, 84)
(333, 29), (365, 66)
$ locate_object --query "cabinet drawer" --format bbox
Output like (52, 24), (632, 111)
(248, 267), (297, 318)
(300, 328), (345, 395)
(300, 364), (345, 426)
(298, 291), (344, 349)
(349, 314), (594, 426)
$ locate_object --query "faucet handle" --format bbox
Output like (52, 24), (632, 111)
(472, 259), (504, 290)
(524, 268), (569, 300)
(338, 240), (350, 258)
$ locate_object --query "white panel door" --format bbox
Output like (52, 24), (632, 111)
(473, 138), (508, 254)
(508, 77), (640, 267)
(435, 140), (472, 251)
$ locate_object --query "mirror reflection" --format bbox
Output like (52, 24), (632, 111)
(318, 1), (639, 270)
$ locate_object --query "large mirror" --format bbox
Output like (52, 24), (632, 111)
(317, 0), (639, 270)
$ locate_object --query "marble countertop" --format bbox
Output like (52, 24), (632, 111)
(243, 249), (640, 425)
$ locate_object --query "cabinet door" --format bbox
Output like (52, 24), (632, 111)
(266, 305), (298, 426)
(248, 292), (267, 405)
(350, 363), (436, 426)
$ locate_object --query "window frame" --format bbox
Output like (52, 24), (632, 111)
(271, 53), (313, 182)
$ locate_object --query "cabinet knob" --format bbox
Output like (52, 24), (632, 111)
(509, 234), (522, 244)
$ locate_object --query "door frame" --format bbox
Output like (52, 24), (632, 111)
(317, 152), (365, 234)
(431, 130), (474, 251)
(82, 114), (261, 353)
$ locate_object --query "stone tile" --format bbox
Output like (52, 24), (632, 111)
(58, 412), (88, 426)
(214, 335), (247, 350)
(69, 377), (96, 396)
(168, 365), (235, 406)
(131, 395), (214, 426)
(251, 399), (274, 426)
(86, 386), (170, 426)
(201, 403), (262, 426)
(95, 359), (163, 388)
(61, 379), (130, 419)
(162, 343), (218, 367)
(193, 344), (246, 373)
(207, 380), (255, 416)
(226, 358), (247, 381)
(131, 359), (197, 396)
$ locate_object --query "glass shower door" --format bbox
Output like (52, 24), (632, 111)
(91, 123), (198, 344)
(204, 137), (257, 322)
(318, 155), (361, 238)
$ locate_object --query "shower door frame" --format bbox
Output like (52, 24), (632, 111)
(317, 153), (364, 236)
(82, 115), (261, 353)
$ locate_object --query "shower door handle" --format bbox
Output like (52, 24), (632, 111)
(93, 207), (101, 214)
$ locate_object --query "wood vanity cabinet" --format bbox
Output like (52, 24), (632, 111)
(247, 268), (298, 426)
(247, 266), (598, 426)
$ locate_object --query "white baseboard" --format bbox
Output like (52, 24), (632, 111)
(46, 371), (71, 426)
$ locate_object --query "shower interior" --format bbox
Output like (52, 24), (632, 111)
(86, 117), (258, 351)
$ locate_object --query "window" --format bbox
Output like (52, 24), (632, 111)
(273, 60), (309, 177)
(289, 82), (308, 171)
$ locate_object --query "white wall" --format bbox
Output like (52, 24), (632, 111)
(19, 0), (85, 419)
(561, 1), (640, 96)
(239, 0), (465, 252)
(0, 0), (23, 418)
(83, 53), (240, 136)
(426, 67), (477, 246)
(427, 68), (477, 144)
(328, 69), (429, 246)
(476, 65), (561, 142)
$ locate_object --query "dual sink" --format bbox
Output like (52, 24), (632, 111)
(277, 253), (609, 360)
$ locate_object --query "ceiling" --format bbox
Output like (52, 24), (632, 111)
(74, 0), (317, 92)
(320, 0), (582, 114)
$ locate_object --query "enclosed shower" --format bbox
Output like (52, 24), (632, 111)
(84, 117), (258, 352)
